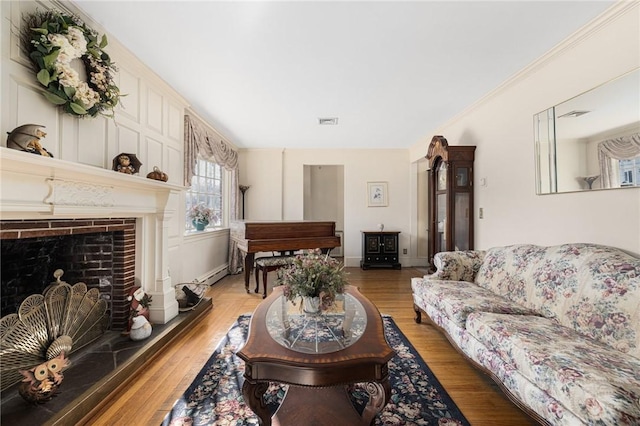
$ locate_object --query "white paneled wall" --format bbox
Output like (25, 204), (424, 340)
(1, 0), (233, 315)
(2, 1), (187, 184)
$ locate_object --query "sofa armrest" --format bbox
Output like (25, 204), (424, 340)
(427, 250), (485, 282)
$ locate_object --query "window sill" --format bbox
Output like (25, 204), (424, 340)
(184, 227), (229, 239)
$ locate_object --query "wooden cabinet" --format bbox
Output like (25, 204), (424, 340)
(360, 231), (401, 270)
(426, 135), (476, 267)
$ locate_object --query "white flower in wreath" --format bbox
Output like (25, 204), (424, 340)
(55, 63), (79, 86)
(76, 82), (100, 109)
(65, 26), (87, 54)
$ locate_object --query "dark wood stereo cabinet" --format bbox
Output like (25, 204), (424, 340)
(360, 231), (401, 270)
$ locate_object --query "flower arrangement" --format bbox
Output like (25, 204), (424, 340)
(21, 9), (121, 118)
(188, 203), (217, 224)
(276, 249), (348, 311)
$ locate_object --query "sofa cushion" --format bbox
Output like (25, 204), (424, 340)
(255, 256), (295, 267)
(567, 248), (640, 357)
(475, 243), (640, 357)
(466, 312), (640, 424)
(428, 250), (485, 282)
(475, 244), (559, 312)
(411, 278), (538, 328)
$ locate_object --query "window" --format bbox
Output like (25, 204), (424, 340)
(619, 157), (640, 187)
(185, 158), (223, 231)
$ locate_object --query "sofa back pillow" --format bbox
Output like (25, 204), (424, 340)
(567, 245), (640, 358)
(429, 250), (485, 282)
(475, 244), (549, 310)
(476, 243), (640, 357)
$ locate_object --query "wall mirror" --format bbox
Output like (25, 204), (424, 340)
(534, 68), (640, 194)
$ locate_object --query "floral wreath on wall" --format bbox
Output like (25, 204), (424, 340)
(21, 9), (121, 118)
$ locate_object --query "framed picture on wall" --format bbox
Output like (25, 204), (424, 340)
(367, 182), (388, 207)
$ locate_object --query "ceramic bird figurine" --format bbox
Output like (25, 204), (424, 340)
(6, 124), (53, 157)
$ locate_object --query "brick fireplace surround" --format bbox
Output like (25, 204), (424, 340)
(1, 218), (136, 330)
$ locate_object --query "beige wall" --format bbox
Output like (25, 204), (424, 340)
(410, 2), (640, 256)
(239, 148), (421, 267)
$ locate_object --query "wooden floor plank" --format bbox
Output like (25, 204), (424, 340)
(82, 266), (537, 425)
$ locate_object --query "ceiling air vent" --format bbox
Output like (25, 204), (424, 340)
(558, 110), (590, 118)
(318, 117), (339, 125)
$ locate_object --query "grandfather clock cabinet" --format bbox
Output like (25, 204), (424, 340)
(426, 135), (476, 267)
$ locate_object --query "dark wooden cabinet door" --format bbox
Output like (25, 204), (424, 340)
(426, 136), (475, 268)
(360, 232), (401, 270)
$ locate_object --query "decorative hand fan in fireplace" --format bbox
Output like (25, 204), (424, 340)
(0, 269), (108, 401)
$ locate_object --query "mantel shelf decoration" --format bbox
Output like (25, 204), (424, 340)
(21, 9), (121, 118)
(112, 153), (141, 175)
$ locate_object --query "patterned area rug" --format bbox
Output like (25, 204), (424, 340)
(163, 314), (469, 426)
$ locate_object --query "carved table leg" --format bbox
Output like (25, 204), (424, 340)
(361, 379), (391, 425)
(242, 379), (270, 425)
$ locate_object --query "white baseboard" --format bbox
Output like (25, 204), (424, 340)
(196, 264), (229, 285)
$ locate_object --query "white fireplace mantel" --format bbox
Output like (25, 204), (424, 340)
(0, 147), (185, 324)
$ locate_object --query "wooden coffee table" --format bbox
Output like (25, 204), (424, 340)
(237, 285), (394, 425)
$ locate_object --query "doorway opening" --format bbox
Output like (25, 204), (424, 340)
(303, 165), (344, 257)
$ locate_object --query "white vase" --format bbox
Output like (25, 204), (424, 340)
(302, 296), (321, 315)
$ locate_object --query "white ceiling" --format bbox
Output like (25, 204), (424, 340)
(73, 1), (614, 150)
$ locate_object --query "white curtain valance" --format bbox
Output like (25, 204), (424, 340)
(184, 114), (238, 186)
(598, 133), (640, 188)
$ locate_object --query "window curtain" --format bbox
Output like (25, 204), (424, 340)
(598, 133), (640, 188)
(184, 114), (244, 274)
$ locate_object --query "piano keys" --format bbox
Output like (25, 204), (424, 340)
(230, 220), (341, 293)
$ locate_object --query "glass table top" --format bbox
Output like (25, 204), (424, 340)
(265, 292), (367, 354)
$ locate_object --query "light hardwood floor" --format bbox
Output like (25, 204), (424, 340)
(83, 267), (537, 426)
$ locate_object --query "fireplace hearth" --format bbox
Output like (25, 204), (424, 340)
(0, 297), (212, 426)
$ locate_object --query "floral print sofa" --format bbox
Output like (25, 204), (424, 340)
(411, 243), (640, 425)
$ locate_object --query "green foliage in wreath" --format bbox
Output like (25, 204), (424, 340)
(21, 9), (121, 118)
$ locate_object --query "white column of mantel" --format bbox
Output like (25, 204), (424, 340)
(143, 191), (180, 324)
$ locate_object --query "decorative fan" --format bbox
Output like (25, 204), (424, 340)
(0, 270), (108, 401)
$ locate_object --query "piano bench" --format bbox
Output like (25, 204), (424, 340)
(254, 255), (295, 298)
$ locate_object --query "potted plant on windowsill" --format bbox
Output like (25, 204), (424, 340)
(188, 203), (217, 231)
(276, 248), (348, 314)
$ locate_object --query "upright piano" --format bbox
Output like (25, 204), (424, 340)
(230, 220), (341, 292)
